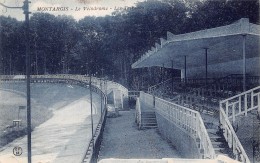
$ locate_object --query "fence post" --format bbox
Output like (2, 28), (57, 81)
(251, 91), (254, 109)
(232, 104), (235, 122)
(226, 101), (229, 115)
(245, 94), (248, 116)
(239, 96), (241, 114)
(258, 93), (260, 114)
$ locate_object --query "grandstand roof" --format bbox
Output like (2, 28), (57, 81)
(131, 18), (260, 69)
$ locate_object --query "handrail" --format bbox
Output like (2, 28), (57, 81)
(147, 74), (239, 95)
(148, 78), (174, 93)
(140, 91), (216, 159)
(166, 75), (260, 116)
(219, 108), (250, 163)
(164, 75), (233, 101)
(220, 86), (260, 122)
(82, 98), (107, 163)
(221, 86), (260, 103)
(7, 74), (129, 97)
(218, 86), (260, 163)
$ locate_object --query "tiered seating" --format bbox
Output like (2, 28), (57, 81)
(149, 74), (260, 117)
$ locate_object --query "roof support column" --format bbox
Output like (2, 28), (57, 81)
(148, 67), (152, 87)
(204, 48), (208, 86)
(242, 34), (247, 92)
(162, 63), (165, 82)
(141, 68), (144, 90)
(184, 56), (187, 85)
(171, 60), (174, 94)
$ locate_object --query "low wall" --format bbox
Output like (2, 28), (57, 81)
(156, 113), (200, 158)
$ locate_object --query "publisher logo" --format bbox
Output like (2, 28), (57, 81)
(13, 146), (22, 156)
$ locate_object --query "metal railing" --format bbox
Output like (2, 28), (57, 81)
(148, 78), (174, 94)
(218, 86), (260, 163)
(139, 91), (216, 159)
(219, 108), (250, 163)
(220, 86), (260, 122)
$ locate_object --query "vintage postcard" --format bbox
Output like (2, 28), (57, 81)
(0, 0), (259, 163)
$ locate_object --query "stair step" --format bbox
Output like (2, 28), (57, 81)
(208, 133), (221, 138)
(208, 133), (220, 138)
(211, 141), (223, 145)
(210, 137), (224, 142)
(142, 116), (156, 118)
(142, 122), (157, 124)
(212, 143), (226, 148)
(206, 129), (218, 133)
(214, 147), (226, 151)
(215, 150), (229, 155)
(141, 115), (156, 117)
(142, 119), (156, 121)
(142, 126), (157, 128)
(142, 117), (156, 120)
(141, 112), (156, 114)
(141, 111), (155, 113)
(142, 121), (157, 123)
(142, 115), (156, 117)
(142, 123), (157, 125)
(142, 122), (157, 125)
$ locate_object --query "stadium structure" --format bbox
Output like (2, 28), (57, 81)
(131, 18), (260, 163)
(0, 18), (259, 163)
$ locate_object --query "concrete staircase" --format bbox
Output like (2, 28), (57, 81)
(140, 111), (157, 129)
(206, 126), (234, 158)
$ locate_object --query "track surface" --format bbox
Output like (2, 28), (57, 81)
(0, 83), (101, 163)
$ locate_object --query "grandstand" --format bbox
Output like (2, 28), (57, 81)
(0, 18), (259, 163)
(132, 18), (260, 163)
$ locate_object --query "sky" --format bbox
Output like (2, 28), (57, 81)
(0, 0), (144, 20)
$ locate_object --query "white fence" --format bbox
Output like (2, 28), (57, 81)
(139, 91), (216, 159)
(219, 86), (260, 163)
(219, 109), (250, 163)
(0, 74), (128, 97)
(0, 74), (129, 110)
(220, 86), (260, 122)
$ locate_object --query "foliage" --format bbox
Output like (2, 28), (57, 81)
(0, 0), (258, 88)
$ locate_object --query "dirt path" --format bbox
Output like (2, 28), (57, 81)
(98, 110), (181, 160)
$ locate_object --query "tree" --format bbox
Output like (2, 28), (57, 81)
(0, 16), (23, 75)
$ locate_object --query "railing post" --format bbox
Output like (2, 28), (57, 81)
(245, 93), (248, 116)
(238, 96), (241, 114)
(232, 104), (235, 122)
(241, 155), (245, 163)
(121, 90), (124, 109)
(251, 91), (254, 109)
(258, 93), (260, 114)
(226, 101), (229, 115)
